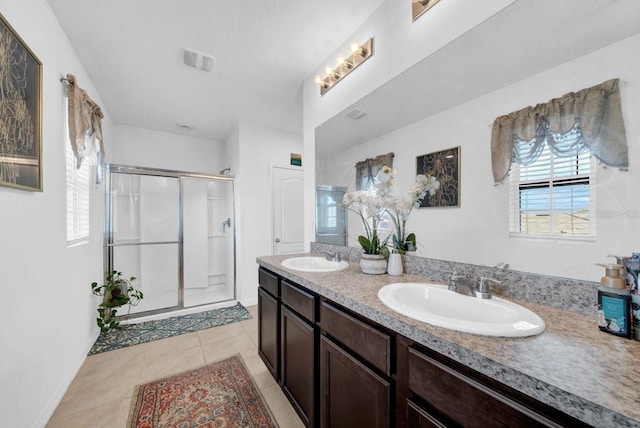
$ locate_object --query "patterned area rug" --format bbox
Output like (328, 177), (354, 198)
(128, 354), (278, 428)
(89, 303), (252, 355)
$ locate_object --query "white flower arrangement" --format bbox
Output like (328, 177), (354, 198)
(342, 166), (439, 255)
(388, 172), (440, 253)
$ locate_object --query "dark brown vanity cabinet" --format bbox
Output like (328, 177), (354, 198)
(280, 280), (317, 427)
(403, 346), (589, 428)
(258, 268), (280, 379)
(258, 268), (317, 427)
(257, 267), (589, 428)
(319, 335), (391, 428)
(318, 301), (392, 428)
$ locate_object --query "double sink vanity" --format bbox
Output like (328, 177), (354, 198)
(257, 252), (640, 427)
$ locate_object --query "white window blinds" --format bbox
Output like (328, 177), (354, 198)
(65, 97), (91, 245)
(509, 146), (596, 238)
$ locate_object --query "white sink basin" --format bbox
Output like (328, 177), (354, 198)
(378, 282), (545, 337)
(281, 256), (349, 272)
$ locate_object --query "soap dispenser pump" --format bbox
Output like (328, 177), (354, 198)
(596, 262), (631, 338)
(596, 263), (627, 289)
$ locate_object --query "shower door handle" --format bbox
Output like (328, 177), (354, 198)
(223, 218), (231, 232)
(275, 238), (280, 243)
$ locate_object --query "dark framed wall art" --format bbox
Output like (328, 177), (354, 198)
(0, 13), (43, 191)
(416, 146), (460, 208)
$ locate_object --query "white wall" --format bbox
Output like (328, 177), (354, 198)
(319, 34), (640, 282)
(111, 124), (225, 174)
(0, 0), (112, 426)
(234, 123), (303, 306)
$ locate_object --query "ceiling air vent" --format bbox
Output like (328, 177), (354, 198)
(345, 108), (368, 120)
(183, 48), (215, 72)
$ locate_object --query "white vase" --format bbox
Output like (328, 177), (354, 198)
(360, 253), (387, 275)
(387, 253), (403, 276)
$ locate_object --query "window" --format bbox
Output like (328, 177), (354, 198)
(509, 146), (596, 238)
(65, 99), (91, 246)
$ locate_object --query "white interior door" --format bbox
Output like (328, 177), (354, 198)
(272, 166), (304, 255)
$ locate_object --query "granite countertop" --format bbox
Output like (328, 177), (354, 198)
(257, 253), (640, 428)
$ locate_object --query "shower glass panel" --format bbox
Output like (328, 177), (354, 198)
(182, 177), (235, 308)
(112, 243), (180, 314)
(109, 172), (181, 314)
(107, 165), (236, 320)
(315, 185), (347, 246)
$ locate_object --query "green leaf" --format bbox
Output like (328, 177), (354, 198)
(358, 236), (372, 253)
(380, 246), (390, 258)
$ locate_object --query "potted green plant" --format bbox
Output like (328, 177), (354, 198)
(91, 270), (143, 333)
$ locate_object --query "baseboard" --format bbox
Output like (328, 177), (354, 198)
(37, 332), (99, 427)
(240, 297), (257, 308)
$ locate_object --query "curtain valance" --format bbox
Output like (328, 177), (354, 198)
(491, 78), (627, 184)
(355, 152), (394, 191)
(66, 73), (105, 170)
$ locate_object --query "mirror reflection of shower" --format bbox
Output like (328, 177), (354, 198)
(315, 185), (348, 246)
(219, 167), (231, 176)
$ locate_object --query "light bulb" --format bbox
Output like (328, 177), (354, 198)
(336, 55), (345, 67)
(314, 75), (323, 85)
(324, 66), (333, 77)
(349, 41), (360, 55)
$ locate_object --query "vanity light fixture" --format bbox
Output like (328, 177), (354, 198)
(412, 0), (442, 21)
(314, 38), (374, 96)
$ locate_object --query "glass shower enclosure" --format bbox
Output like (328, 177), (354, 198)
(106, 165), (236, 318)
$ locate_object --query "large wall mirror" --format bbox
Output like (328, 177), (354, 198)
(314, 0), (640, 282)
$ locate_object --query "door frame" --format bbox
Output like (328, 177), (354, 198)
(269, 163), (304, 255)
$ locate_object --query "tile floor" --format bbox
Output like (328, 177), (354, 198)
(46, 305), (304, 428)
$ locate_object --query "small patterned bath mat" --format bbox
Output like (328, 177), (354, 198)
(89, 303), (252, 355)
(127, 354), (278, 428)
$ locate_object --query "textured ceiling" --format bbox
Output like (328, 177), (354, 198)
(46, 0), (385, 141)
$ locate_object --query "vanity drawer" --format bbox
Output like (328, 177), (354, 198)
(406, 399), (446, 428)
(319, 301), (391, 376)
(408, 348), (561, 428)
(258, 268), (280, 298)
(281, 280), (316, 322)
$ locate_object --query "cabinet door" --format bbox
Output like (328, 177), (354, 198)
(258, 287), (279, 380)
(281, 305), (316, 427)
(320, 336), (391, 428)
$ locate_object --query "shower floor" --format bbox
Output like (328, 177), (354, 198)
(121, 284), (235, 320)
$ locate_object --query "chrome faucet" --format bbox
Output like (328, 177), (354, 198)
(477, 277), (504, 299)
(448, 274), (476, 297)
(320, 250), (341, 262)
(446, 273), (503, 299)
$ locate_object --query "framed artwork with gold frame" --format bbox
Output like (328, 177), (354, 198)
(0, 13), (43, 191)
(416, 146), (460, 208)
